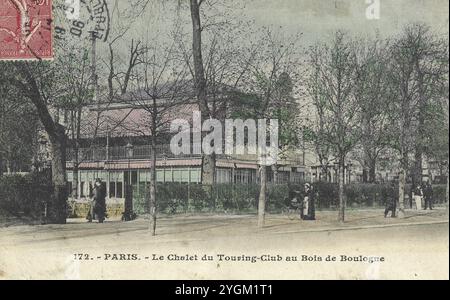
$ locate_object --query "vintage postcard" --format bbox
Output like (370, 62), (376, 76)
(0, 0), (448, 282)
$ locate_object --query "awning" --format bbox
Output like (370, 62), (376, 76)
(67, 162), (105, 170)
(216, 160), (258, 169)
(104, 159), (202, 170)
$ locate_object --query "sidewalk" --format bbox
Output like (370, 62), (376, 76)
(1, 207), (447, 245)
(0, 207), (447, 259)
(260, 207), (448, 236)
(64, 206), (449, 239)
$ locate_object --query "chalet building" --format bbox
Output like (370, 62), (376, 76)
(65, 99), (306, 202)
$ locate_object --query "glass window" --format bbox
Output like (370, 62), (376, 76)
(173, 169), (182, 182)
(131, 171), (138, 185)
(80, 182), (85, 197)
(80, 172), (87, 182)
(109, 182), (116, 198)
(116, 182), (123, 198)
(96, 171), (107, 181)
(68, 182), (73, 196)
(140, 171), (149, 182)
(156, 170), (164, 182)
(164, 169), (173, 182)
(190, 169), (200, 183)
(181, 169), (190, 183)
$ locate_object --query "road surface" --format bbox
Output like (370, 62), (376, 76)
(0, 211), (448, 279)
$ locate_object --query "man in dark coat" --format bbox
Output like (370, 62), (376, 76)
(93, 179), (107, 223)
(384, 182), (397, 218)
(423, 181), (434, 210)
(86, 183), (95, 222)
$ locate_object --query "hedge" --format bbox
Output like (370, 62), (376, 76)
(2, 173), (447, 219)
(0, 173), (53, 220)
(133, 182), (448, 215)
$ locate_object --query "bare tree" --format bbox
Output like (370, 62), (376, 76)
(407, 25), (448, 187)
(53, 45), (95, 199)
(352, 38), (391, 183)
(188, 0), (216, 184)
(128, 38), (191, 235)
(307, 31), (361, 222)
(234, 29), (302, 227)
(387, 24), (449, 217)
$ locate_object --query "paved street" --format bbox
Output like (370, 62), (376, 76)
(0, 209), (448, 280)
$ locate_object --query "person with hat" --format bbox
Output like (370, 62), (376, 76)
(91, 178), (107, 223)
(302, 183), (316, 221)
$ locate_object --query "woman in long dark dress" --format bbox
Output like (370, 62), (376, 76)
(302, 183), (316, 221)
(93, 179), (107, 223)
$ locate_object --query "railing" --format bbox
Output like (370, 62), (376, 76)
(67, 145), (305, 165)
(67, 144), (202, 162)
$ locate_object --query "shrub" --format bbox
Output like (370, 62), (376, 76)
(313, 182), (338, 209)
(0, 173), (53, 220)
(267, 184), (289, 211)
(131, 182), (447, 215)
(432, 185), (447, 204)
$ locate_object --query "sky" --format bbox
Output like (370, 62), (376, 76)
(242, 0), (449, 41)
(124, 0), (449, 45)
(82, 0), (446, 62)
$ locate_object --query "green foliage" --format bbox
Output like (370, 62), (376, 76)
(0, 173), (53, 220)
(130, 182), (433, 215)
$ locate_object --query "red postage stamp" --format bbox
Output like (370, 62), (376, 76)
(0, 0), (53, 60)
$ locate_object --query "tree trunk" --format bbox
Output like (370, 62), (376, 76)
(397, 167), (407, 219)
(446, 159), (449, 215)
(272, 165), (278, 184)
(72, 164), (79, 199)
(189, 0), (216, 185)
(202, 152), (216, 185)
(149, 136), (157, 236)
(413, 67), (426, 188)
(72, 108), (82, 199)
(413, 149), (423, 187)
(6, 158), (11, 174)
(47, 124), (68, 224)
(338, 155), (346, 223)
(16, 63), (68, 224)
(368, 159), (377, 183)
(362, 167), (368, 183)
(258, 165), (267, 228)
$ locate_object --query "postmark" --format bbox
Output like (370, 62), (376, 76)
(53, 0), (110, 43)
(0, 0), (53, 60)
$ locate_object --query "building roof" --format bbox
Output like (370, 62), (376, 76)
(79, 102), (200, 138)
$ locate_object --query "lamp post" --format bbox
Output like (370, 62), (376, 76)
(125, 142), (134, 187)
(123, 142), (134, 221)
(162, 153), (168, 183)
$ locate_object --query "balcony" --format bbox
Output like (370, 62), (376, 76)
(67, 144), (199, 162)
(66, 145), (305, 166)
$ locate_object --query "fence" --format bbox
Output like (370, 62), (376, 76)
(133, 182), (449, 215)
(1, 174), (448, 220)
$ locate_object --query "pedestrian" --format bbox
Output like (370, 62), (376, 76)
(409, 183), (415, 209)
(412, 184), (423, 210)
(86, 183), (95, 222)
(93, 178), (107, 223)
(423, 181), (434, 210)
(384, 182), (397, 218)
(302, 183), (316, 221)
